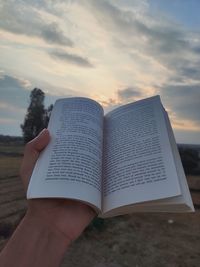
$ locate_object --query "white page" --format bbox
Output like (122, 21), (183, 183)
(163, 111), (194, 211)
(27, 97), (104, 212)
(102, 96), (181, 213)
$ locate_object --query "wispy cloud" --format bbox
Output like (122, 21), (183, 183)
(0, 102), (26, 114)
(0, 1), (73, 46)
(0, 73), (31, 108)
(49, 49), (94, 68)
(118, 87), (142, 102)
(84, 0), (200, 85)
(161, 84), (200, 124)
(0, 118), (18, 124)
(82, 0), (200, 131)
(0, 0), (200, 142)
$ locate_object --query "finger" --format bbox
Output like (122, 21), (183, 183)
(20, 129), (50, 191)
(28, 128), (50, 152)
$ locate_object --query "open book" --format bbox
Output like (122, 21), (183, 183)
(27, 96), (194, 217)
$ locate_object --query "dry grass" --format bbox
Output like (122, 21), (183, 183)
(61, 213), (200, 267)
(0, 157), (23, 179)
(0, 145), (27, 250)
(0, 143), (24, 155)
(0, 142), (24, 179)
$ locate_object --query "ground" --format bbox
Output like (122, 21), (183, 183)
(0, 142), (200, 267)
(61, 213), (200, 267)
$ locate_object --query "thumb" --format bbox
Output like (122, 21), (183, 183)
(20, 129), (50, 191)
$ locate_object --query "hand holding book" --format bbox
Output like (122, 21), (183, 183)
(0, 130), (95, 267)
(27, 96), (194, 216)
(21, 128), (96, 242)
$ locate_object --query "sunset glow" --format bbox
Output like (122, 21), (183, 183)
(0, 0), (200, 143)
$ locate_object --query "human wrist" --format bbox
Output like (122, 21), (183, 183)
(25, 208), (72, 249)
(0, 209), (71, 267)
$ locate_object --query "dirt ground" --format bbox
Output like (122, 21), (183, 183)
(1, 210), (200, 267)
(60, 212), (200, 267)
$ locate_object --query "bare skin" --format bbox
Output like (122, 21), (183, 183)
(0, 129), (96, 267)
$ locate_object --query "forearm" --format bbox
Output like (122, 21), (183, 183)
(0, 211), (71, 267)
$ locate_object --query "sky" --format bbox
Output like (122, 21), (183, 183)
(0, 0), (200, 144)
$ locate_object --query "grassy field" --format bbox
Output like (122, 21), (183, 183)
(0, 157), (23, 179)
(0, 143), (200, 267)
(0, 142), (24, 155)
(0, 142), (26, 250)
(0, 142), (24, 179)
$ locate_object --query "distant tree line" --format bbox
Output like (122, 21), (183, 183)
(178, 147), (200, 175)
(0, 135), (23, 143)
(21, 88), (53, 143)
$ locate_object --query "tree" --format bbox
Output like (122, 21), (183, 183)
(21, 88), (46, 143)
(44, 104), (54, 127)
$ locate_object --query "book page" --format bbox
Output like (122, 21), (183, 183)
(27, 97), (104, 212)
(163, 111), (194, 211)
(102, 96), (181, 213)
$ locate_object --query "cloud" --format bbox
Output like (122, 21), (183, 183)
(1, 0), (200, 142)
(118, 87), (142, 101)
(0, 73), (31, 108)
(49, 49), (94, 67)
(23, 0), (72, 17)
(0, 71), (85, 118)
(84, 0), (200, 83)
(91, 87), (144, 114)
(178, 65), (200, 81)
(0, 1), (73, 46)
(0, 102), (26, 114)
(0, 72), (31, 134)
(0, 117), (18, 124)
(161, 84), (200, 124)
(81, 0), (200, 133)
(40, 23), (73, 46)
